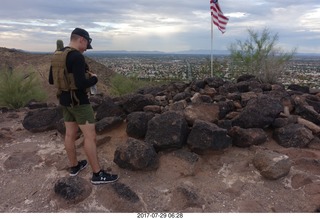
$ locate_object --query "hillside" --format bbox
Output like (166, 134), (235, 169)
(0, 47), (115, 104)
(0, 47), (320, 213)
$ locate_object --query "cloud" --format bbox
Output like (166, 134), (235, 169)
(0, 0), (319, 53)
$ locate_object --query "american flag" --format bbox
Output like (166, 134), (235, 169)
(210, 0), (229, 33)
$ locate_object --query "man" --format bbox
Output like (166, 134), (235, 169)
(49, 27), (118, 185)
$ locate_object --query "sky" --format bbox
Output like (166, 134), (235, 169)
(0, 0), (320, 54)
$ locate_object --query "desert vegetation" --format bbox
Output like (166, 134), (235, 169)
(228, 27), (296, 83)
(0, 66), (47, 109)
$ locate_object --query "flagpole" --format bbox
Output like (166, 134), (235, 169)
(210, 0), (229, 77)
(210, 15), (213, 77)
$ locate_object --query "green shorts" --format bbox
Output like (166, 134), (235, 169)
(62, 104), (96, 124)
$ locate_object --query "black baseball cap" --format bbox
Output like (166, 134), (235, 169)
(71, 27), (93, 49)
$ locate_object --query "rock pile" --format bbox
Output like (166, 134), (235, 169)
(22, 75), (320, 181)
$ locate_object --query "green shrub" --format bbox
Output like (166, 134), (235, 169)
(228, 28), (296, 83)
(0, 66), (47, 109)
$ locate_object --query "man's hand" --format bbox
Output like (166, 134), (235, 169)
(87, 71), (97, 78)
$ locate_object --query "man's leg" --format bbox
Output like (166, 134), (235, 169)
(79, 123), (101, 173)
(64, 121), (79, 167)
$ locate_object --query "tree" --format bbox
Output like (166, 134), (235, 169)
(228, 28), (296, 83)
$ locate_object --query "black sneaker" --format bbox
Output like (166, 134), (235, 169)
(69, 160), (88, 176)
(91, 170), (119, 185)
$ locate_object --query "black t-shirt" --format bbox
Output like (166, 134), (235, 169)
(49, 47), (98, 106)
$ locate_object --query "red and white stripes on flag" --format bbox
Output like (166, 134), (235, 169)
(210, 0), (229, 33)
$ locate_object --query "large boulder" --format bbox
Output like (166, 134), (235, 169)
(126, 112), (154, 139)
(187, 119), (231, 153)
(22, 107), (62, 133)
(253, 150), (292, 180)
(145, 111), (189, 151)
(232, 95), (283, 128)
(273, 123), (314, 148)
(113, 138), (159, 170)
(95, 97), (125, 121)
(184, 103), (220, 126)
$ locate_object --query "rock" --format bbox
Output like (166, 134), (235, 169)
(95, 116), (124, 134)
(169, 100), (188, 111)
(218, 81), (239, 95)
(218, 101), (236, 119)
(143, 105), (162, 114)
(95, 97), (125, 121)
(173, 91), (192, 102)
(22, 107), (63, 133)
(236, 80), (262, 93)
(305, 95), (320, 113)
(54, 176), (92, 204)
(273, 123), (314, 148)
(200, 85), (217, 97)
(126, 112), (154, 139)
(137, 84), (167, 96)
(113, 137), (159, 170)
(228, 126), (268, 148)
(272, 115), (298, 128)
(204, 76), (225, 88)
(145, 111), (189, 151)
(187, 119), (231, 153)
(2, 52), (320, 212)
(240, 91), (258, 106)
(26, 101), (48, 109)
(111, 182), (140, 203)
(253, 150), (292, 180)
(236, 74), (257, 83)
(120, 93), (156, 114)
(184, 103), (220, 126)
(288, 84), (310, 93)
(295, 100), (320, 126)
(232, 95), (283, 128)
(297, 117), (320, 135)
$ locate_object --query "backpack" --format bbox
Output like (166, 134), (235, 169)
(51, 47), (79, 91)
(51, 47), (90, 105)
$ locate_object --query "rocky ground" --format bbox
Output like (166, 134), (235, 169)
(1, 47), (320, 213)
(0, 108), (320, 213)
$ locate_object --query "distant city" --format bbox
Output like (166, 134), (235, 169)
(88, 53), (223, 81)
(87, 52), (320, 88)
